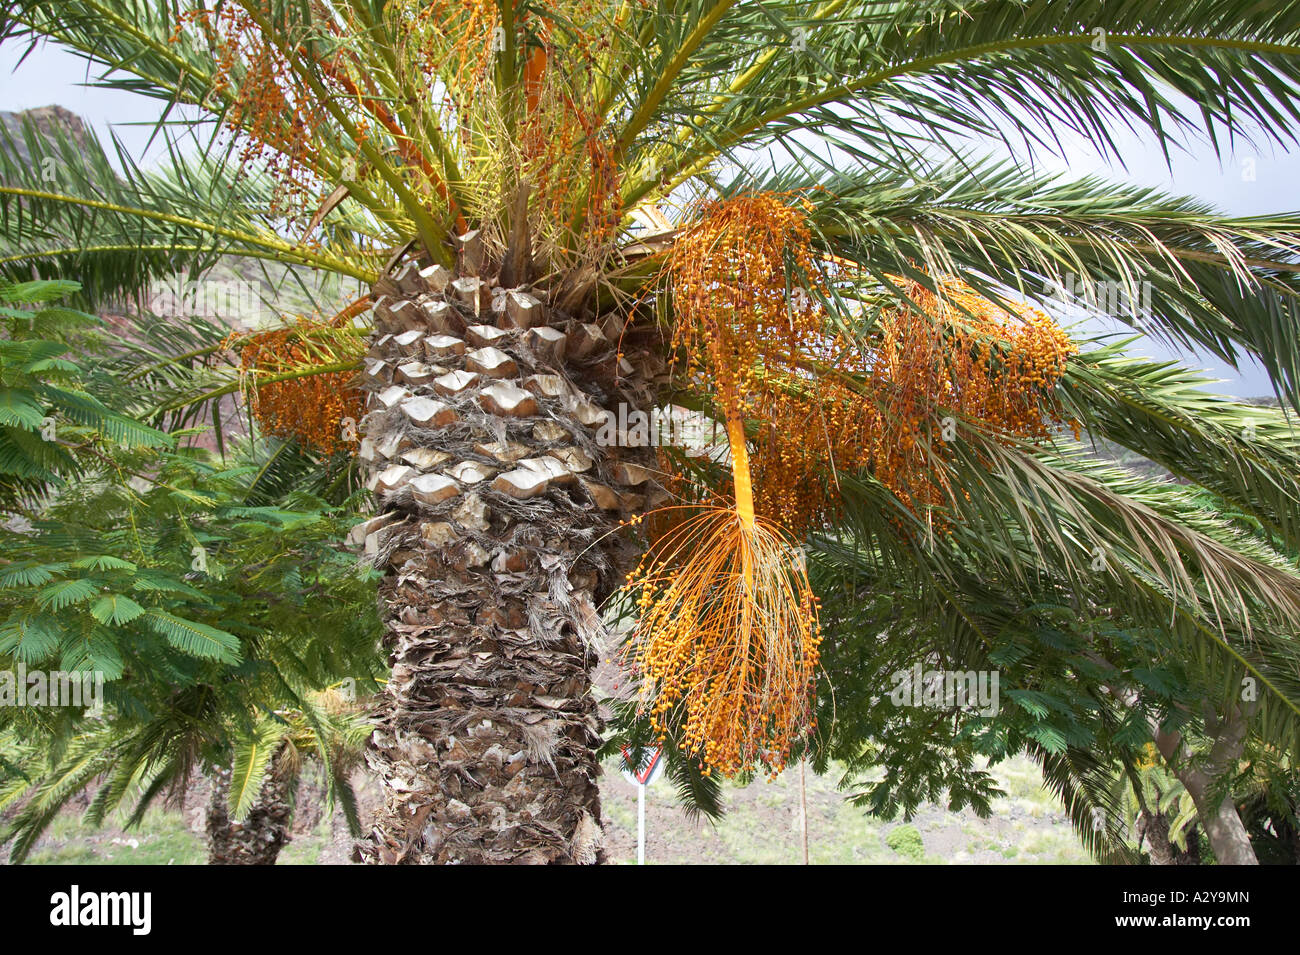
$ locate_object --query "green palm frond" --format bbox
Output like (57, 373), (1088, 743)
(824, 431), (1300, 752)
(624, 1), (1300, 207)
(227, 720), (286, 821)
(1029, 744), (1142, 865)
(752, 157), (1300, 412)
(0, 113), (378, 302)
(0, 729), (118, 863)
(1063, 344), (1300, 551)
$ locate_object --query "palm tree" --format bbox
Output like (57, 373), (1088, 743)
(1, 691), (369, 865)
(6, 1), (1300, 865)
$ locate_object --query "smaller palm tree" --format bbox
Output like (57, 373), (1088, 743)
(1, 689), (369, 865)
(206, 692), (370, 865)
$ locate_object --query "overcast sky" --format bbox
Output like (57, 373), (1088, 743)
(3, 39), (1297, 397)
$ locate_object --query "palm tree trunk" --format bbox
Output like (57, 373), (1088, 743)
(1151, 707), (1258, 865)
(354, 260), (660, 864)
(206, 744), (294, 865)
(1135, 810), (1202, 864)
(1125, 766), (1201, 864)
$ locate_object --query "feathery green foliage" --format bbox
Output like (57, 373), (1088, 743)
(0, 279), (170, 508)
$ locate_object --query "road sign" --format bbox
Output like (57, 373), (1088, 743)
(619, 745), (664, 865)
(620, 744), (665, 787)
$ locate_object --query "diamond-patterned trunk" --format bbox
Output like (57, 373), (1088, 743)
(353, 261), (661, 864)
(206, 744), (294, 865)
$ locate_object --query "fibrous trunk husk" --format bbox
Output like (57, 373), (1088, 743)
(353, 260), (663, 864)
(206, 744), (294, 865)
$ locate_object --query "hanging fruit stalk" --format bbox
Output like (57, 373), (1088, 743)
(625, 194), (825, 778)
(625, 192), (1076, 777)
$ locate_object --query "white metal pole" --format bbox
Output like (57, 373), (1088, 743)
(799, 758), (809, 865)
(637, 783), (646, 865)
